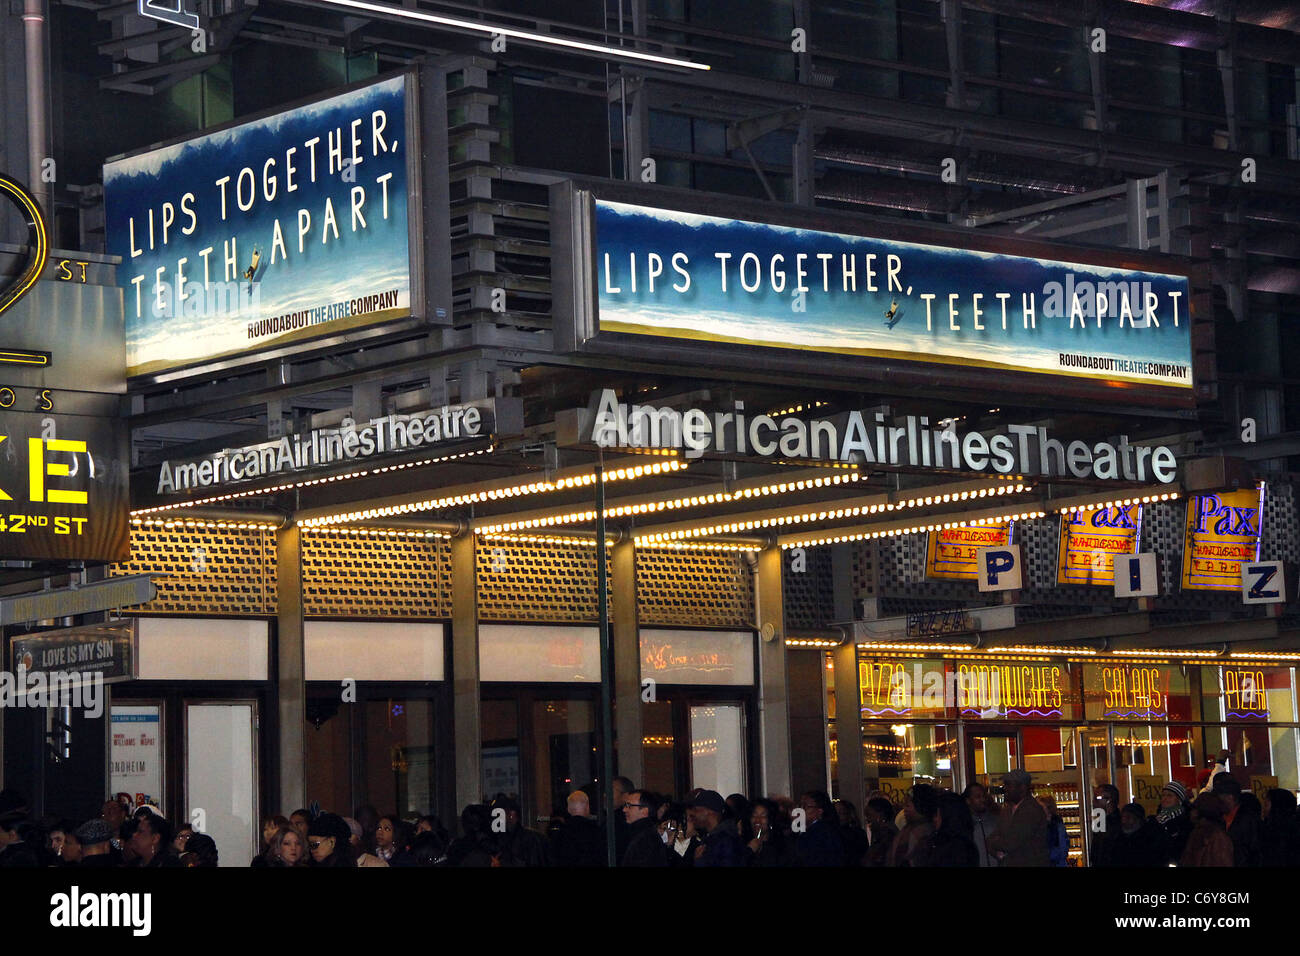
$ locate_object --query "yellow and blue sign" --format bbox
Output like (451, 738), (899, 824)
(1058, 503), (1142, 586)
(1180, 487), (1264, 591)
(926, 522), (1013, 581)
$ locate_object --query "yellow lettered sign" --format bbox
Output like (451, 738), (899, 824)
(1181, 488), (1263, 591)
(927, 522), (1012, 580)
(1057, 504), (1141, 586)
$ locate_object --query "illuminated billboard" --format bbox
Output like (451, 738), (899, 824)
(553, 182), (1195, 402)
(1057, 503), (1142, 586)
(104, 74), (426, 378)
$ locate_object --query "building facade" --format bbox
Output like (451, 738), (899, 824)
(2, 0), (1299, 865)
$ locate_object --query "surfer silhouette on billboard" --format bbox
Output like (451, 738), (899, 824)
(884, 299), (904, 329)
(243, 245), (263, 296)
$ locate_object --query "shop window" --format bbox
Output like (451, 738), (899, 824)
(865, 723), (957, 804)
(1198, 665), (1300, 793)
(533, 699), (597, 820)
(363, 699), (436, 818)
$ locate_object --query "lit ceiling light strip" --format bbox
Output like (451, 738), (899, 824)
(131, 516), (280, 532)
(1052, 488), (1181, 513)
(132, 444), (494, 516)
(1111, 647), (1220, 657)
(635, 479), (1030, 544)
(1229, 651), (1300, 661)
(302, 526), (450, 540)
(475, 532), (760, 553)
(786, 638), (841, 647)
(475, 467), (864, 535)
(778, 503), (1048, 550)
(312, 0), (710, 70)
(298, 457), (686, 528)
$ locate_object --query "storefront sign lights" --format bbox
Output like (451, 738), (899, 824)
(589, 389), (1179, 483)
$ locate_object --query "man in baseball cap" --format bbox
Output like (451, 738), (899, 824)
(74, 819), (118, 867)
(688, 790), (747, 867)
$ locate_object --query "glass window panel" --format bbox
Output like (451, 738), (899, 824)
(641, 699), (677, 797)
(533, 700), (596, 822)
(364, 698), (435, 818)
(305, 695), (352, 816)
(689, 703), (745, 796)
(481, 699), (521, 811)
(1083, 662), (1192, 721)
(864, 723), (955, 806)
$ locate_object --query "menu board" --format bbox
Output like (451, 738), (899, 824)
(1180, 487), (1264, 591)
(927, 522), (1013, 580)
(1057, 504), (1141, 586)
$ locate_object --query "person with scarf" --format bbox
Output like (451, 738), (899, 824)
(1156, 781), (1193, 863)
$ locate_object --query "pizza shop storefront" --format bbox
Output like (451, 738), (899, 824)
(830, 649), (1300, 863)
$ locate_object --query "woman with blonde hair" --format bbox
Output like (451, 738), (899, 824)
(262, 826), (306, 867)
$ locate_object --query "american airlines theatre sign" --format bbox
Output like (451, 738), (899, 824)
(565, 389), (1178, 483)
(154, 397), (516, 495)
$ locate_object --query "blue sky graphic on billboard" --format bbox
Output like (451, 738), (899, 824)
(594, 201), (1193, 389)
(104, 76), (410, 376)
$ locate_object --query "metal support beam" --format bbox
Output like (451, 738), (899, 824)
(450, 532), (482, 814)
(274, 523), (306, 815)
(611, 537), (642, 787)
(754, 545), (792, 798)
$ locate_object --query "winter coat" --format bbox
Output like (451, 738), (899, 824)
(791, 818), (846, 867)
(621, 817), (668, 867)
(987, 797), (1050, 867)
(1179, 821), (1234, 867)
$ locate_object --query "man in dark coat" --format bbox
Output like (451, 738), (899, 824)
(1109, 803), (1170, 867)
(550, 790), (606, 866)
(792, 790), (846, 866)
(690, 790), (748, 867)
(621, 790), (668, 866)
(491, 795), (551, 867)
(986, 769), (1050, 866)
(1212, 775), (1262, 866)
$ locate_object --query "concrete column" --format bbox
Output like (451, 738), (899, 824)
(275, 524), (306, 814)
(754, 545), (792, 798)
(832, 641), (864, 811)
(611, 538), (642, 785)
(451, 532), (481, 813)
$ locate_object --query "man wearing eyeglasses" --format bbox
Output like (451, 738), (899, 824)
(620, 791), (668, 867)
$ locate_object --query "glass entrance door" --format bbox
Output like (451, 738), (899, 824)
(639, 695), (752, 799)
(184, 700), (258, 868)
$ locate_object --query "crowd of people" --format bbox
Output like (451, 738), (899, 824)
(3, 767), (1298, 868)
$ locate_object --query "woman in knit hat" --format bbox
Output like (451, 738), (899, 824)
(1156, 780), (1193, 863)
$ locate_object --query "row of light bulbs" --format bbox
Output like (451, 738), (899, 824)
(639, 481), (1030, 544)
(476, 470), (861, 536)
(781, 509), (1049, 550)
(1055, 491), (1180, 512)
(300, 459), (685, 528)
(131, 516), (280, 532)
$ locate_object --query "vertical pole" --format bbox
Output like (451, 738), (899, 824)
(595, 465), (617, 866)
(451, 532), (482, 816)
(612, 538), (643, 787)
(275, 524), (306, 815)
